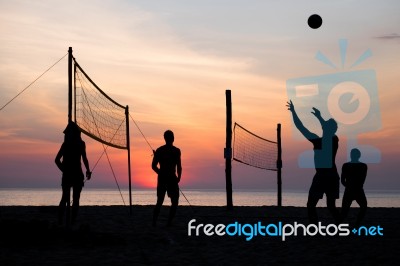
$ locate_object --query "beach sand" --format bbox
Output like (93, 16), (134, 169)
(0, 205), (398, 265)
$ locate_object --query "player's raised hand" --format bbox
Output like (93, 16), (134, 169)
(286, 100), (295, 112)
(311, 107), (321, 118)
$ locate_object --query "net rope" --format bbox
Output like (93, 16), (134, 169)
(74, 59), (127, 149)
(0, 53), (68, 112)
(233, 123), (278, 171)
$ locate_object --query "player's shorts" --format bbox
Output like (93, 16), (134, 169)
(342, 188), (367, 207)
(62, 172), (84, 188)
(157, 175), (179, 201)
(309, 170), (340, 200)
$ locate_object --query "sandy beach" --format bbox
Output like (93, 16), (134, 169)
(0, 205), (398, 265)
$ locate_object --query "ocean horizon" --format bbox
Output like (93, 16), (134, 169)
(1, 188), (399, 207)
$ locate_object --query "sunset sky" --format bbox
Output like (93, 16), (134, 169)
(1, 0), (399, 193)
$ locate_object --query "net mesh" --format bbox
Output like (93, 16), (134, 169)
(74, 60), (127, 149)
(233, 123), (278, 171)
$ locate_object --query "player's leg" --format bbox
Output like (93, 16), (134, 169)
(167, 181), (180, 226)
(355, 190), (367, 226)
(307, 195), (319, 224)
(326, 196), (340, 224)
(153, 180), (166, 226)
(326, 177), (341, 224)
(58, 184), (70, 225)
(71, 184), (83, 224)
(307, 175), (323, 224)
(341, 190), (353, 223)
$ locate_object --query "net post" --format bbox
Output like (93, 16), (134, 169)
(126, 106), (133, 215)
(73, 63), (77, 122)
(225, 90), (233, 210)
(277, 123), (282, 207)
(68, 47), (73, 123)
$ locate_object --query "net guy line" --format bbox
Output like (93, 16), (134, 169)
(129, 113), (155, 153)
(0, 52), (68, 112)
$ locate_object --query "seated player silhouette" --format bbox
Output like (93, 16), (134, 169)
(287, 100), (341, 224)
(55, 121), (91, 226)
(152, 130), (182, 227)
(341, 148), (368, 226)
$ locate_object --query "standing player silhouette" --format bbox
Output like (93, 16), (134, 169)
(341, 148), (368, 226)
(55, 121), (91, 226)
(287, 100), (341, 224)
(152, 130), (182, 227)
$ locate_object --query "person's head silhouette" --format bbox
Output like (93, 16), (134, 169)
(323, 118), (338, 136)
(164, 130), (174, 146)
(350, 148), (361, 162)
(63, 121), (81, 142)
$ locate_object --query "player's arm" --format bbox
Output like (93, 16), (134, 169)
(287, 100), (318, 140)
(152, 150), (160, 175)
(340, 164), (347, 187)
(360, 163), (368, 186)
(177, 149), (182, 183)
(55, 144), (64, 172)
(311, 107), (327, 127)
(81, 142), (91, 180)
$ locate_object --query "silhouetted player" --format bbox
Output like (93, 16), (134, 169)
(341, 148), (368, 225)
(287, 100), (340, 224)
(152, 130), (182, 227)
(55, 121), (91, 226)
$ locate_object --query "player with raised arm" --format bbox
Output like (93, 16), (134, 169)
(287, 100), (340, 224)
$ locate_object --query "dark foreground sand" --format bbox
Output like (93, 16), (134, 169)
(0, 205), (398, 265)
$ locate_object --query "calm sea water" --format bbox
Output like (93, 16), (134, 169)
(0, 188), (399, 207)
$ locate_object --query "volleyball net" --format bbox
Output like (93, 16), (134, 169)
(74, 60), (128, 149)
(68, 47), (132, 213)
(233, 123), (279, 171)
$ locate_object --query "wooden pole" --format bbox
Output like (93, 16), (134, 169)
(225, 90), (233, 210)
(66, 47), (73, 227)
(126, 106), (133, 215)
(68, 47), (73, 123)
(73, 63), (77, 122)
(277, 123), (282, 207)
